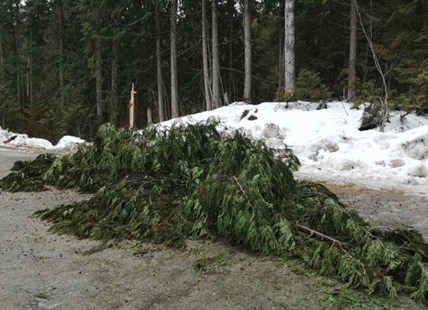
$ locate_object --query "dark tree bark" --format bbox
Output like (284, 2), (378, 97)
(348, 0), (357, 101)
(156, 6), (165, 122)
(57, 0), (65, 111)
(111, 34), (118, 126)
(95, 40), (103, 119)
(202, 0), (212, 111)
(170, 0), (179, 118)
(212, 0), (220, 108)
(284, 0), (295, 94)
(243, 0), (252, 103)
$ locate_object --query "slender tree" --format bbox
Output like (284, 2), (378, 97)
(12, 0), (24, 113)
(284, 0), (295, 94)
(155, 6), (165, 122)
(227, 0), (235, 104)
(170, 0), (179, 118)
(348, 0), (357, 101)
(0, 25), (4, 66)
(95, 39), (103, 119)
(356, 0), (389, 132)
(56, 0), (65, 111)
(243, 0), (252, 103)
(202, 0), (212, 111)
(212, 0), (220, 109)
(110, 30), (118, 126)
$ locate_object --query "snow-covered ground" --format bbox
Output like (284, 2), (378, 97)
(0, 129), (84, 152)
(2, 101), (428, 195)
(161, 101), (428, 194)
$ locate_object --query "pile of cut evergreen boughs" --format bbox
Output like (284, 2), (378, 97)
(2, 121), (428, 303)
(0, 153), (57, 192)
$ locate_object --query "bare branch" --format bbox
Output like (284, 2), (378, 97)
(296, 224), (347, 252)
(233, 176), (254, 209)
(355, 0), (389, 132)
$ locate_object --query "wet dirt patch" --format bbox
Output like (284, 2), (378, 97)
(320, 181), (428, 242)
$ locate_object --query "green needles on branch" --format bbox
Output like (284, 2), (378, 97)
(2, 122), (428, 302)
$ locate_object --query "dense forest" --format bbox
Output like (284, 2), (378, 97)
(0, 0), (427, 142)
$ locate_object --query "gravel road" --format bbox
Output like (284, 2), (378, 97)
(0, 147), (425, 309)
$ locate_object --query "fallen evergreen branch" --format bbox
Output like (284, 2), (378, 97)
(2, 122), (428, 303)
(295, 224), (346, 250)
(0, 153), (57, 192)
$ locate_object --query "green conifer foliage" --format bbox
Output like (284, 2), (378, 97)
(0, 153), (57, 192)
(2, 122), (428, 302)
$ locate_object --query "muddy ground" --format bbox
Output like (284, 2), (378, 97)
(0, 147), (426, 309)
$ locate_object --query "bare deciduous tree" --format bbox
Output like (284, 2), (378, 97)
(356, 0), (389, 132)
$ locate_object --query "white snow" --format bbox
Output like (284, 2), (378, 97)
(0, 127), (84, 151)
(160, 101), (428, 194)
(2, 101), (428, 195)
(55, 135), (86, 148)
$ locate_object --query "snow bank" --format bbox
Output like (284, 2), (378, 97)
(3, 101), (428, 193)
(0, 126), (84, 151)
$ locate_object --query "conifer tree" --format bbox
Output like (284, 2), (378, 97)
(284, 0), (295, 94)
(243, 0), (252, 103)
(170, 0), (179, 118)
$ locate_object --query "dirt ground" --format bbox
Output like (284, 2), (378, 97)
(0, 147), (426, 310)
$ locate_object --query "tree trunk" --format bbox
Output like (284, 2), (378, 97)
(95, 40), (103, 119)
(212, 0), (220, 109)
(348, 0), (357, 102)
(278, 1), (285, 89)
(170, 0), (179, 118)
(0, 25), (4, 66)
(28, 35), (33, 106)
(228, 4), (234, 102)
(202, 0), (212, 111)
(17, 72), (23, 113)
(156, 6), (165, 122)
(284, 0), (295, 94)
(243, 0), (252, 103)
(57, 0), (65, 111)
(13, 1), (23, 113)
(147, 107), (152, 125)
(278, 36), (284, 88)
(129, 83), (136, 129)
(111, 36), (118, 126)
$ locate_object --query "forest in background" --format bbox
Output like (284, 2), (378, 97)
(0, 0), (427, 143)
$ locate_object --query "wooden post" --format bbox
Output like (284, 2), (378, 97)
(129, 83), (136, 129)
(147, 107), (152, 125)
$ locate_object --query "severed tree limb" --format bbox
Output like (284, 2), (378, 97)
(296, 224), (347, 252)
(233, 176), (254, 209)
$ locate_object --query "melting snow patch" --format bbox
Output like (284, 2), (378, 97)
(261, 123), (285, 140)
(408, 163), (427, 178)
(389, 159), (405, 168)
(401, 137), (428, 160)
